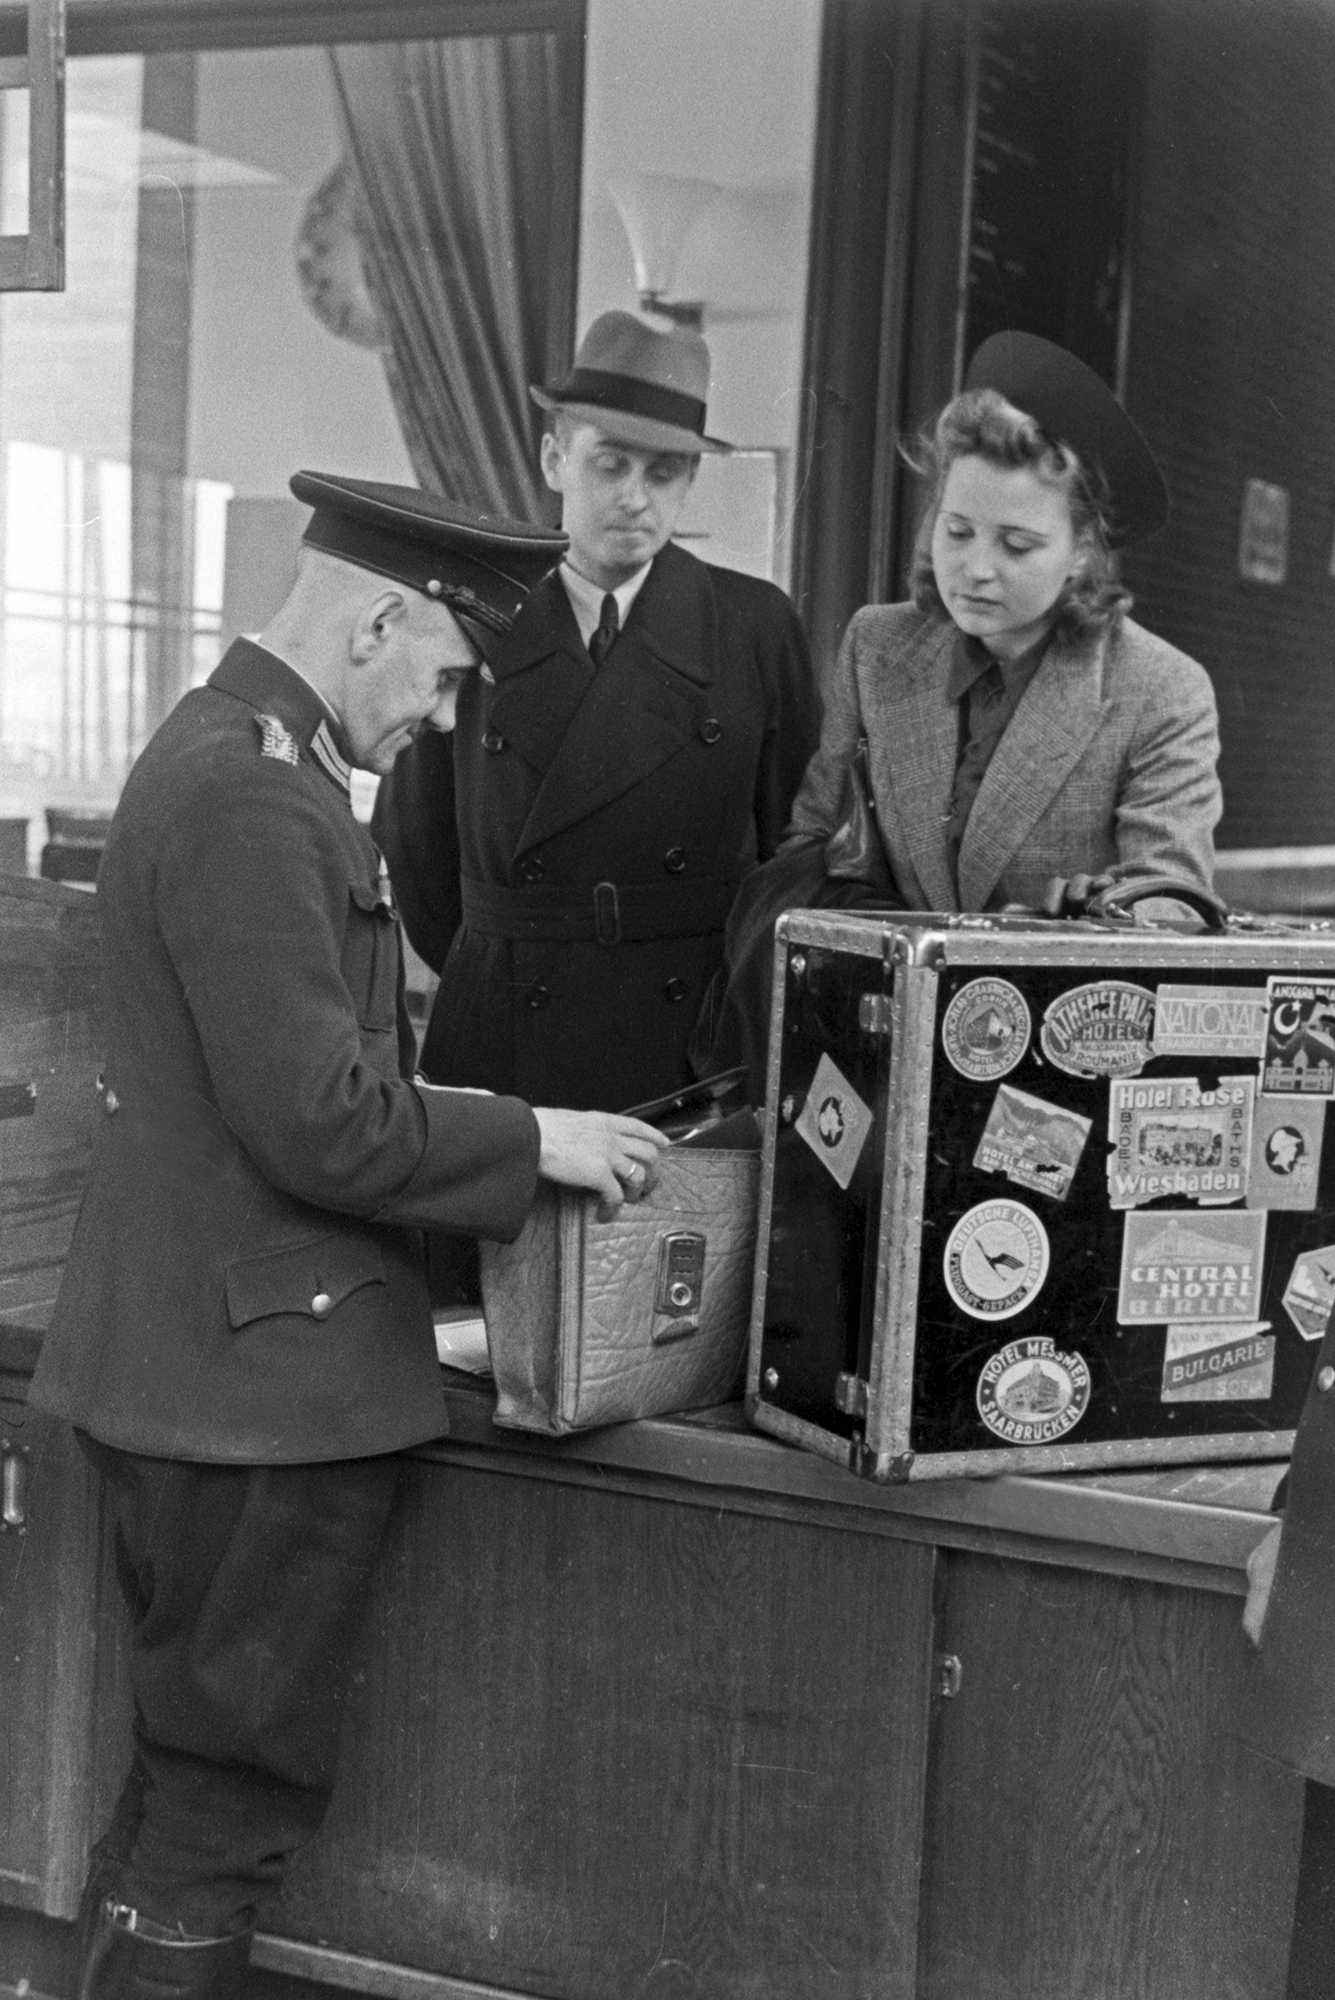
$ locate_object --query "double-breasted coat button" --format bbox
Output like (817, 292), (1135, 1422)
(519, 856), (545, 883)
(527, 983), (551, 1009)
(103, 1089), (120, 1115)
(664, 847), (687, 873)
(481, 729), (506, 754)
(311, 1292), (333, 1318)
(1319, 1366), (1335, 1393)
(664, 977), (688, 1002)
(699, 718), (722, 745)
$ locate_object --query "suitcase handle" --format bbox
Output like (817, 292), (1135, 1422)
(1032, 872), (1230, 931)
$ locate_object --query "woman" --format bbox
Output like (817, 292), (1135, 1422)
(702, 331), (1223, 1097)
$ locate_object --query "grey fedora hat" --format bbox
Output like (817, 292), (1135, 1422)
(531, 310), (732, 455)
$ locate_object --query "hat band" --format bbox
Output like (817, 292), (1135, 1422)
(554, 368), (707, 438)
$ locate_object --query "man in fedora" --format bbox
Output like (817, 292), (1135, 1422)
(30, 474), (668, 2000)
(374, 311), (820, 1118)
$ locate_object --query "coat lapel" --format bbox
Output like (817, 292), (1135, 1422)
(510, 543), (715, 856)
(484, 575), (596, 777)
(868, 619), (960, 913)
(958, 627), (1108, 910)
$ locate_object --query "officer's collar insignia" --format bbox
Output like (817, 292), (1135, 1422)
(310, 718), (353, 801)
(255, 712), (300, 765)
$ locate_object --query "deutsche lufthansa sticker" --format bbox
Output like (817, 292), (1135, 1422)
(794, 1051), (875, 1191)
(943, 1200), (1049, 1320)
(1160, 1323), (1275, 1402)
(973, 1084), (1092, 1202)
(1282, 1245), (1335, 1342)
(941, 979), (1031, 1082)
(1040, 982), (1155, 1080)
(976, 1337), (1090, 1444)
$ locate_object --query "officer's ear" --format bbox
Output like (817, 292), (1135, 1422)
(350, 588), (410, 663)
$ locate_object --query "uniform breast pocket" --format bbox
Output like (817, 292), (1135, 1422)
(345, 882), (399, 1033)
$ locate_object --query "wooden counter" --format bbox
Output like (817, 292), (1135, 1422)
(3, 1336), (1299, 2000)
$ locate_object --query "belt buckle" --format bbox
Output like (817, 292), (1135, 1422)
(593, 880), (622, 946)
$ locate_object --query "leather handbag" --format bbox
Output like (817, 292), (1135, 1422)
(823, 737), (898, 900)
(479, 1143), (761, 1434)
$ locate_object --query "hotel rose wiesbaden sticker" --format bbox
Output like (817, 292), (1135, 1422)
(794, 1051), (875, 1191)
(943, 1200), (1050, 1321)
(976, 1337), (1091, 1444)
(1117, 1210), (1266, 1324)
(1040, 981), (1155, 1079)
(1106, 1074), (1254, 1209)
(941, 978), (1031, 1081)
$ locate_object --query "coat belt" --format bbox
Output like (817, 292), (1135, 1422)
(460, 876), (738, 946)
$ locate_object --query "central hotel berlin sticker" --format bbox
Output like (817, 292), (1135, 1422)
(944, 1200), (1050, 1320)
(1117, 1210), (1266, 1323)
(1040, 981), (1155, 1079)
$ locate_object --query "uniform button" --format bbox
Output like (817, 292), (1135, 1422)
(1319, 1367), (1335, 1393)
(481, 730), (506, 754)
(664, 846), (687, 874)
(700, 718), (722, 745)
(664, 977), (688, 1003)
(527, 984), (551, 1009)
(103, 1089), (120, 1115)
(311, 1292), (333, 1318)
(519, 856), (546, 883)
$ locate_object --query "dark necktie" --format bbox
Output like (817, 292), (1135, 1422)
(589, 592), (619, 667)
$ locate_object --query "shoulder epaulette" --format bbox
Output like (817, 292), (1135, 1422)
(255, 712), (300, 765)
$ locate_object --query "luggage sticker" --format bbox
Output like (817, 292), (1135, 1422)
(1152, 984), (1268, 1060)
(1261, 978), (1335, 1097)
(1039, 981), (1155, 1080)
(943, 1200), (1049, 1320)
(794, 1051), (874, 1191)
(941, 978), (1031, 1082)
(1282, 1245), (1335, 1342)
(976, 1337), (1090, 1443)
(973, 1084), (1091, 1202)
(1160, 1323), (1275, 1402)
(1247, 1099), (1325, 1211)
(1106, 1074), (1254, 1210)
(1117, 1210), (1266, 1323)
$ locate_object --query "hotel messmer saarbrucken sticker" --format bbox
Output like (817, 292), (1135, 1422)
(1040, 982), (1155, 1080)
(942, 978), (1031, 1082)
(976, 1337), (1091, 1445)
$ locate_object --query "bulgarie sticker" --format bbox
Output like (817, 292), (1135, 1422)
(1160, 1323), (1275, 1403)
(1106, 1074), (1254, 1209)
(1282, 1245), (1335, 1342)
(973, 1084), (1091, 1202)
(943, 1200), (1049, 1320)
(794, 1051), (874, 1191)
(1152, 984), (1267, 1059)
(1040, 982), (1155, 1079)
(1247, 1098), (1326, 1211)
(976, 1336), (1090, 1444)
(1262, 979), (1335, 1097)
(941, 978), (1031, 1082)
(1117, 1209), (1266, 1323)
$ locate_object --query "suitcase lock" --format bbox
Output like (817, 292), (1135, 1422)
(653, 1232), (705, 1344)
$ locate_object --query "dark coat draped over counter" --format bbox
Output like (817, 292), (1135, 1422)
(374, 540), (819, 1111)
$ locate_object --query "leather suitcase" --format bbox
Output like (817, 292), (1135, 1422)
(481, 1145), (760, 1434)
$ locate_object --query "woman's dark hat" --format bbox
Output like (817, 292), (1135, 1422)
(290, 471), (566, 658)
(531, 310), (732, 456)
(964, 331), (1169, 546)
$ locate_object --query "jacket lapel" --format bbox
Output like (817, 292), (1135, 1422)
(510, 543), (715, 856)
(958, 627), (1108, 910)
(868, 619), (960, 913)
(484, 575), (596, 776)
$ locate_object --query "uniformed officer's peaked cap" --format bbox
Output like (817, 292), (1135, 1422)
(964, 332), (1170, 546)
(290, 471), (566, 653)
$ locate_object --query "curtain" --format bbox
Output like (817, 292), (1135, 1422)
(330, 36), (574, 524)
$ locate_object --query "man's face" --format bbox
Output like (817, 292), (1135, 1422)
(343, 593), (480, 775)
(540, 421), (698, 589)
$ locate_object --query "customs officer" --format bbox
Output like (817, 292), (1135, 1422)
(29, 475), (667, 2000)
(372, 311), (820, 1114)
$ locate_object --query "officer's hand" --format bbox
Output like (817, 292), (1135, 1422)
(1242, 1519), (1283, 1646)
(532, 1109), (669, 1214)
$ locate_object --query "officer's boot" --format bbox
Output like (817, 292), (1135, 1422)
(77, 1899), (253, 2000)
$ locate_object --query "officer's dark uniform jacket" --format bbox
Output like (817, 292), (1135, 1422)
(29, 640), (540, 1464)
(374, 539), (819, 1112)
